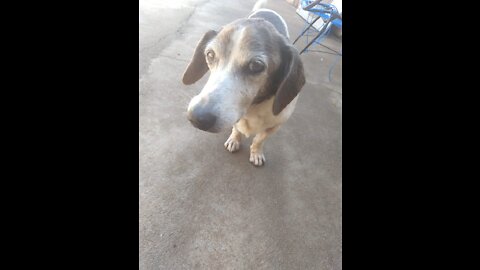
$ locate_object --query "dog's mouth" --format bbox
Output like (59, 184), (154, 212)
(187, 113), (225, 134)
(189, 118), (241, 134)
(187, 99), (246, 133)
(206, 127), (222, 133)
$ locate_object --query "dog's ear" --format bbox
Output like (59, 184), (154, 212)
(272, 45), (305, 115)
(182, 30), (217, 85)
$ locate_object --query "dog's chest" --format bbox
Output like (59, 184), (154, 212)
(236, 117), (266, 138)
(235, 96), (297, 137)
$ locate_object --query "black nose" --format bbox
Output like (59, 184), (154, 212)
(187, 106), (217, 131)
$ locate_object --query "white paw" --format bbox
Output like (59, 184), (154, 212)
(224, 137), (240, 152)
(249, 152), (265, 167)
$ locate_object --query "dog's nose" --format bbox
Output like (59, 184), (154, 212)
(187, 106), (217, 131)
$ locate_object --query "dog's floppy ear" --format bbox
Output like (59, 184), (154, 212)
(272, 45), (306, 115)
(182, 30), (217, 85)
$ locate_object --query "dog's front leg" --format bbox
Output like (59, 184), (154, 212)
(224, 126), (242, 152)
(249, 125), (279, 167)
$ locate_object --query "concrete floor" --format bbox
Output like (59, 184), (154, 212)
(139, 0), (342, 269)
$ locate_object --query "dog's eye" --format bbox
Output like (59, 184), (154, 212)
(206, 51), (215, 62)
(249, 60), (265, 73)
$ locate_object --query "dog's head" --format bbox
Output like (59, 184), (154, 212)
(183, 18), (305, 133)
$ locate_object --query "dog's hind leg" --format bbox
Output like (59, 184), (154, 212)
(249, 125), (280, 167)
(224, 126), (242, 153)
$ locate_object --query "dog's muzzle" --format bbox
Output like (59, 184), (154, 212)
(187, 105), (218, 132)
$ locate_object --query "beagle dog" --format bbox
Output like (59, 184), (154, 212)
(183, 3), (305, 166)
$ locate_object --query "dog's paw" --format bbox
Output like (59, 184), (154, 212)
(224, 137), (241, 152)
(249, 152), (265, 167)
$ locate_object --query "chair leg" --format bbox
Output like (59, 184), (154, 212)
(299, 22), (331, 54)
(293, 15), (321, 45)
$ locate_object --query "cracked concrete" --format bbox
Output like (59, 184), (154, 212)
(139, 0), (342, 269)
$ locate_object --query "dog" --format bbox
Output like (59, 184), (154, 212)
(182, 0), (305, 166)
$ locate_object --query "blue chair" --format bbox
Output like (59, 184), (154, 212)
(293, 0), (342, 55)
(293, 0), (342, 81)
